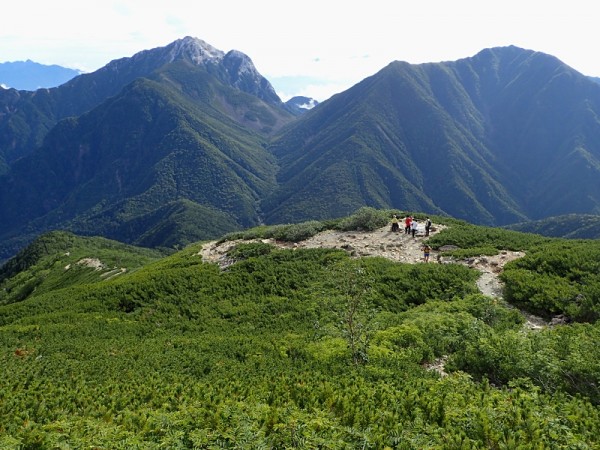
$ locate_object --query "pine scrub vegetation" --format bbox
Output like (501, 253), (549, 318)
(1, 212), (600, 448)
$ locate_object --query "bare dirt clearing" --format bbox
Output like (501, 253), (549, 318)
(199, 222), (550, 331)
(201, 224), (517, 298)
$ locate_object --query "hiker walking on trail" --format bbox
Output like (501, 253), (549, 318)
(404, 216), (412, 234)
(425, 217), (432, 236)
(411, 219), (418, 238)
(422, 244), (431, 262)
(391, 214), (400, 232)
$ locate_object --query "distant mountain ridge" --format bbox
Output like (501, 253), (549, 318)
(506, 214), (600, 239)
(0, 60), (81, 90)
(1, 38), (600, 262)
(285, 96), (320, 115)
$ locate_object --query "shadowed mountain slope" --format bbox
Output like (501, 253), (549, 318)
(2, 43), (600, 263)
(0, 59), (289, 258)
(263, 46), (600, 226)
(0, 36), (289, 168)
(506, 214), (600, 239)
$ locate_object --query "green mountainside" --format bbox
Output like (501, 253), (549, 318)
(0, 37), (288, 168)
(265, 46), (600, 226)
(0, 230), (165, 306)
(0, 60), (287, 260)
(505, 213), (600, 239)
(2, 40), (600, 264)
(1, 209), (600, 447)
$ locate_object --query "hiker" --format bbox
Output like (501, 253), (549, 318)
(391, 214), (400, 232)
(404, 216), (412, 234)
(425, 217), (432, 236)
(411, 219), (418, 238)
(422, 244), (431, 262)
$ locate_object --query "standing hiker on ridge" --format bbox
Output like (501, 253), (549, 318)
(425, 217), (432, 236)
(404, 216), (412, 234)
(422, 244), (431, 262)
(391, 214), (400, 232)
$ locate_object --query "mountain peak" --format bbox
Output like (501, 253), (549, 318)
(164, 36), (225, 65)
(124, 36), (225, 69)
(285, 96), (319, 115)
(467, 45), (572, 75)
(162, 38), (273, 96)
(93, 36), (282, 105)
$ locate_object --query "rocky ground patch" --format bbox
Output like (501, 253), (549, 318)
(199, 221), (549, 329)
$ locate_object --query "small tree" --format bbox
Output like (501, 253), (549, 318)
(333, 261), (377, 365)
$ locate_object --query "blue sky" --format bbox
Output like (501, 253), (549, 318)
(1, 0), (597, 101)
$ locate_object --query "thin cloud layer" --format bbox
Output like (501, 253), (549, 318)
(1, 0), (597, 101)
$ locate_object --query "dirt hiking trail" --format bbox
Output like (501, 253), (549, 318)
(200, 222), (524, 300)
(200, 221), (551, 330)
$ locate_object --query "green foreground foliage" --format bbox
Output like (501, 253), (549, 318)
(1, 210), (600, 448)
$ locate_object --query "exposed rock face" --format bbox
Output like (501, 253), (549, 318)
(165, 36), (224, 64)
(221, 50), (281, 104)
(149, 36), (281, 105)
(87, 36), (282, 108)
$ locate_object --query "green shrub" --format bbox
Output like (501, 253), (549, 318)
(218, 220), (326, 244)
(217, 225), (272, 243)
(227, 242), (274, 260)
(501, 240), (600, 321)
(439, 246), (500, 258)
(269, 220), (326, 242)
(372, 324), (433, 364)
(337, 207), (389, 231)
(427, 222), (550, 252)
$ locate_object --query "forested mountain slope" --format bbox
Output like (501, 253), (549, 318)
(3, 41), (600, 264)
(0, 45), (292, 261)
(265, 46), (600, 226)
(0, 37), (288, 167)
(506, 213), (600, 239)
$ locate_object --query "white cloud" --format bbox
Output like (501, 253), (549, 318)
(1, 0), (599, 99)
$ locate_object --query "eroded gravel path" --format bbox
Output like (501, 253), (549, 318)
(199, 223), (549, 330)
(200, 223), (514, 298)
(200, 225), (440, 267)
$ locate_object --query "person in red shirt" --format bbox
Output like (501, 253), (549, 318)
(404, 216), (412, 235)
